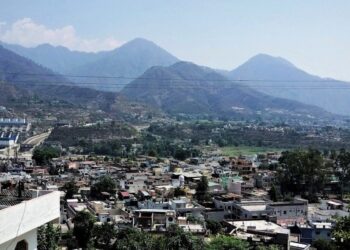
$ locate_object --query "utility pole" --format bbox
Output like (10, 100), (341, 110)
(6, 146), (10, 162)
(14, 145), (18, 163)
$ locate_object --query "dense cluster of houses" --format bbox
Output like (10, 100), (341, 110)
(1, 151), (348, 250)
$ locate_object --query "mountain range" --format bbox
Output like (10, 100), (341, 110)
(228, 54), (350, 115)
(122, 61), (328, 119)
(0, 45), (154, 116)
(1, 38), (350, 117)
(1, 38), (179, 91)
(0, 42), (108, 74)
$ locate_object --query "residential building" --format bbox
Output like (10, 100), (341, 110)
(0, 190), (60, 250)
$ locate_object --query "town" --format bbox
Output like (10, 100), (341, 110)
(0, 116), (349, 250)
(1, 1), (350, 249)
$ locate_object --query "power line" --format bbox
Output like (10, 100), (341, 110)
(0, 71), (347, 83)
(3, 80), (350, 90)
(1, 71), (350, 90)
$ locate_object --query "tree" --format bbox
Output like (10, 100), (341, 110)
(312, 239), (336, 250)
(37, 222), (61, 250)
(62, 180), (78, 200)
(269, 185), (278, 202)
(161, 224), (203, 250)
(32, 146), (61, 165)
(174, 148), (188, 161)
(255, 245), (282, 250)
(278, 149), (326, 201)
(174, 187), (186, 197)
(336, 149), (350, 199)
(92, 222), (115, 249)
(205, 220), (222, 235)
(73, 211), (96, 248)
(113, 228), (156, 250)
(91, 176), (116, 198)
(205, 235), (249, 250)
(195, 176), (210, 202)
(333, 216), (350, 249)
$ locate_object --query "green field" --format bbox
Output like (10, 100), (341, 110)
(220, 146), (283, 157)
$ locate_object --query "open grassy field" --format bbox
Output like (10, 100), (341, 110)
(220, 146), (284, 157)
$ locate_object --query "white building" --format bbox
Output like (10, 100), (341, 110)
(227, 220), (290, 249)
(267, 198), (308, 225)
(0, 118), (30, 132)
(0, 190), (60, 250)
(0, 131), (19, 147)
(133, 209), (176, 230)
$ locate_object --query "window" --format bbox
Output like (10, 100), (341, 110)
(15, 240), (28, 250)
(283, 211), (287, 214)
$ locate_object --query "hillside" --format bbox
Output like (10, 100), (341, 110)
(228, 54), (350, 115)
(122, 61), (330, 120)
(0, 42), (107, 74)
(1, 38), (179, 92)
(0, 46), (158, 119)
(69, 38), (179, 91)
(0, 45), (106, 108)
(0, 45), (68, 85)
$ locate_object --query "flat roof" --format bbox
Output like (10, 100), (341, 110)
(134, 209), (175, 213)
(241, 205), (267, 211)
(290, 241), (310, 249)
(268, 201), (306, 206)
(327, 200), (342, 206)
(229, 220), (289, 234)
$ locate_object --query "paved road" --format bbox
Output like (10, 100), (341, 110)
(22, 131), (51, 145)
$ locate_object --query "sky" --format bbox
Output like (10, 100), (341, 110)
(0, 0), (349, 81)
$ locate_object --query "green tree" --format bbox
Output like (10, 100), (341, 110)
(174, 187), (186, 197)
(92, 222), (115, 249)
(73, 211), (96, 248)
(255, 245), (282, 250)
(62, 180), (78, 200)
(205, 235), (249, 250)
(312, 239), (336, 250)
(195, 176), (210, 202)
(333, 216), (350, 249)
(37, 222), (61, 250)
(113, 228), (156, 250)
(278, 149), (326, 201)
(91, 176), (116, 198)
(205, 220), (222, 235)
(336, 149), (350, 199)
(161, 224), (203, 250)
(269, 185), (278, 202)
(32, 146), (61, 165)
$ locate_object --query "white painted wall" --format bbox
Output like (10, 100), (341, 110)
(0, 191), (60, 249)
(0, 228), (37, 250)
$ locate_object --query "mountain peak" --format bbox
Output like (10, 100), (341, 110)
(247, 53), (295, 68)
(117, 38), (162, 51)
(229, 53), (316, 82)
(128, 37), (155, 44)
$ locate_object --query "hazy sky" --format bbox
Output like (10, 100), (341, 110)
(0, 0), (349, 80)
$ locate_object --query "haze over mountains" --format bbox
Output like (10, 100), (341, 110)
(229, 54), (350, 115)
(0, 42), (108, 74)
(1, 38), (350, 117)
(122, 61), (328, 119)
(0, 45), (151, 115)
(1, 38), (179, 91)
(0, 44), (67, 85)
